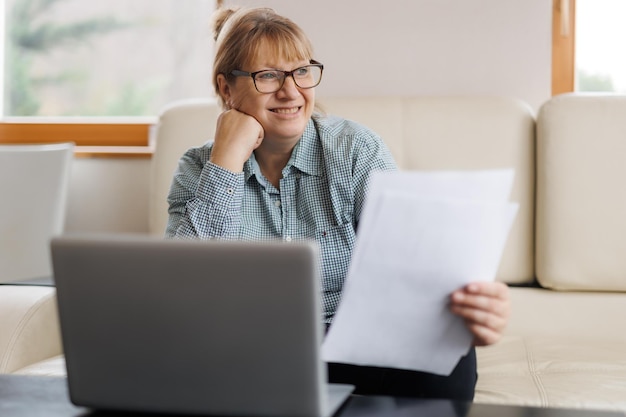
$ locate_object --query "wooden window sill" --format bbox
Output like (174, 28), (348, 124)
(74, 146), (154, 158)
(0, 119), (155, 158)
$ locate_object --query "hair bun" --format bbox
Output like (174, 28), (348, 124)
(211, 7), (240, 41)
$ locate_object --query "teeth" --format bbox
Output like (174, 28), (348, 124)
(272, 107), (298, 114)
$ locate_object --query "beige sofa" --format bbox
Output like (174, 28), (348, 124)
(2, 93), (626, 412)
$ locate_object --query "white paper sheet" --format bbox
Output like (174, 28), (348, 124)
(322, 170), (519, 376)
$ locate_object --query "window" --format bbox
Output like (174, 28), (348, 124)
(3, 0), (215, 117)
(553, 0), (626, 95)
(1, 0), (216, 154)
(4, 1), (612, 151)
(575, 0), (626, 93)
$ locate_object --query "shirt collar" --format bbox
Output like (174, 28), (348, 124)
(289, 118), (323, 177)
(243, 118), (323, 182)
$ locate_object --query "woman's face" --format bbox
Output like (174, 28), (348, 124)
(219, 44), (316, 145)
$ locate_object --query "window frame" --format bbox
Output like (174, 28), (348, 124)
(552, 0), (576, 96)
(2, 0), (576, 156)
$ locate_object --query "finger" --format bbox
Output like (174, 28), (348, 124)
(229, 108), (265, 140)
(465, 281), (509, 299)
(467, 322), (502, 346)
(451, 290), (510, 320)
(451, 304), (508, 332)
(253, 134), (264, 150)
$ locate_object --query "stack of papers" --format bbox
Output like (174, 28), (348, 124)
(322, 169), (519, 376)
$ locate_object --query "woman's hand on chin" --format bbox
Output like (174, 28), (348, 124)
(210, 109), (264, 172)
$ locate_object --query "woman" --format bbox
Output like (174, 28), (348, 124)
(166, 6), (510, 400)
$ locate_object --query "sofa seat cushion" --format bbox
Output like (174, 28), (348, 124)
(506, 287), (626, 339)
(475, 335), (626, 411)
(0, 285), (63, 374)
(13, 355), (66, 377)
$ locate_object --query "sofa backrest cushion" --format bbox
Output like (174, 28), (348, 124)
(149, 98), (220, 236)
(319, 96), (536, 284)
(150, 96), (536, 285)
(536, 94), (626, 291)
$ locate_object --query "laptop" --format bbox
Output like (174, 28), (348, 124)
(51, 234), (354, 417)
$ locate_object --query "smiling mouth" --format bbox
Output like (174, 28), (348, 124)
(270, 107), (301, 114)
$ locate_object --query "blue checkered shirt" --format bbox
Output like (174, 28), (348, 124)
(166, 114), (397, 322)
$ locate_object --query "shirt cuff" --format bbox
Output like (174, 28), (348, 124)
(196, 161), (245, 210)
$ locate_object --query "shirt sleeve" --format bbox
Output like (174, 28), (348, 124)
(165, 146), (245, 239)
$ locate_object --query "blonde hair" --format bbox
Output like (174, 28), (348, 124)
(211, 7), (315, 107)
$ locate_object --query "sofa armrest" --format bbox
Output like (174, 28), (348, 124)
(0, 285), (63, 374)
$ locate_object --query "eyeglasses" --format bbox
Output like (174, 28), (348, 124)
(230, 60), (324, 94)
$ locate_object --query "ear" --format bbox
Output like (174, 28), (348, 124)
(217, 74), (233, 109)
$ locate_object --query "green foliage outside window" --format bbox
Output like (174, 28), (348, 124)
(577, 70), (616, 93)
(5, 0), (132, 116)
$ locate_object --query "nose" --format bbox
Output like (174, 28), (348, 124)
(276, 74), (300, 98)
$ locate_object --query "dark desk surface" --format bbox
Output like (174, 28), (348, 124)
(0, 375), (621, 417)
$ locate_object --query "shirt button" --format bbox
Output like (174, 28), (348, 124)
(274, 200), (281, 207)
(285, 236), (292, 242)
(226, 187), (234, 194)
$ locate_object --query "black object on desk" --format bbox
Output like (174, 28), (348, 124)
(0, 275), (55, 286)
(0, 375), (623, 417)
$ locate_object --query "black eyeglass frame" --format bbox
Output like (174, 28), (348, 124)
(230, 60), (324, 93)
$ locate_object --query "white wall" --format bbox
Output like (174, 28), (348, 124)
(225, 0), (552, 111)
(65, 0), (553, 234)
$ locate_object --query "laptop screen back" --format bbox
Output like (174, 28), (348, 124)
(52, 235), (328, 417)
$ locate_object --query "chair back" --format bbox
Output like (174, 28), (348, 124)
(0, 142), (74, 282)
